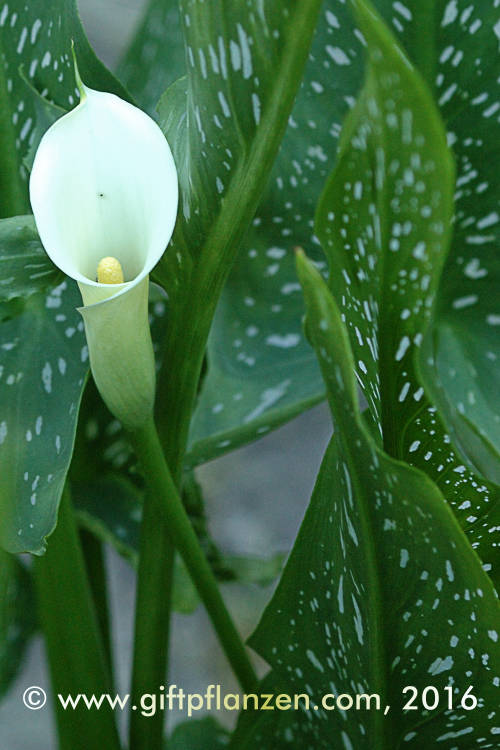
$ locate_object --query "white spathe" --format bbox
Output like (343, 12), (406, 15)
(29, 83), (178, 429)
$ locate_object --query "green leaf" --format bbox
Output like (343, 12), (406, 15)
(314, 0), (500, 577)
(103, 0), (500, 473)
(156, 0), (323, 272)
(81, 0), (331, 475)
(220, 553), (284, 587)
(117, 0), (185, 116)
(18, 73), (66, 173)
(153, 0), (324, 462)
(229, 672), (293, 750)
(239, 251), (500, 748)
(0, 551), (37, 700)
(0, 0), (133, 553)
(0, 279), (88, 554)
(76, 0), (361, 470)
(170, 558), (200, 615)
(72, 474), (143, 566)
(115, 0), (346, 463)
(167, 717), (230, 749)
(419, 319), (500, 487)
(0, 215), (60, 302)
(0, 0), (130, 218)
(168, 552), (284, 614)
(72, 474), (284, 614)
(185, 293), (325, 468)
(414, 0), (500, 485)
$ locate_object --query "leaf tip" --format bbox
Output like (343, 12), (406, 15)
(71, 41), (86, 102)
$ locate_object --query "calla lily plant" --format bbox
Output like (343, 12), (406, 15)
(29, 69), (178, 429)
(28, 63), (258, 728)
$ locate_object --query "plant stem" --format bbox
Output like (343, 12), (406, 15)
(130, 418), (258, 694)
(34, 487), (121, 750)
(129, 491), (174, 750)
(129, 292), (209, 749)
(128, 296), (199, 749)
(80, 528), (114, 680)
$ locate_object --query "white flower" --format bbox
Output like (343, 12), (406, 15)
(29, 78), (178, 429)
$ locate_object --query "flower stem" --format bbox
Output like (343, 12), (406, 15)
(129, 418), (258, 694)
(34, 486), (121, 750)
(129, 491), (174, 750)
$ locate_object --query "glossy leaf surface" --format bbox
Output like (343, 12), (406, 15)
(0, 215), (60, 302)
(235, 251), (500, 749)
(314, 0), (500, 577)
(0, 280), (87, 553)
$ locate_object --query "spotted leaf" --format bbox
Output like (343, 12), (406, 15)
(0, 0), (132, 553)
(0, 280), (88, 553)
(107, 0), (500, 473)
(116, 0), (185, 116)
(90, 0), (358, 468)
(0, 0), (129, 218)
(151, 0), (324, 460)
(235, 251), (500, 749)
(315, 0), (500, 578)
(390, 0), (500, 484)
(0, 214), (61, 302)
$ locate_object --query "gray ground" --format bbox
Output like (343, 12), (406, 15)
(0, 2), (332, 746)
